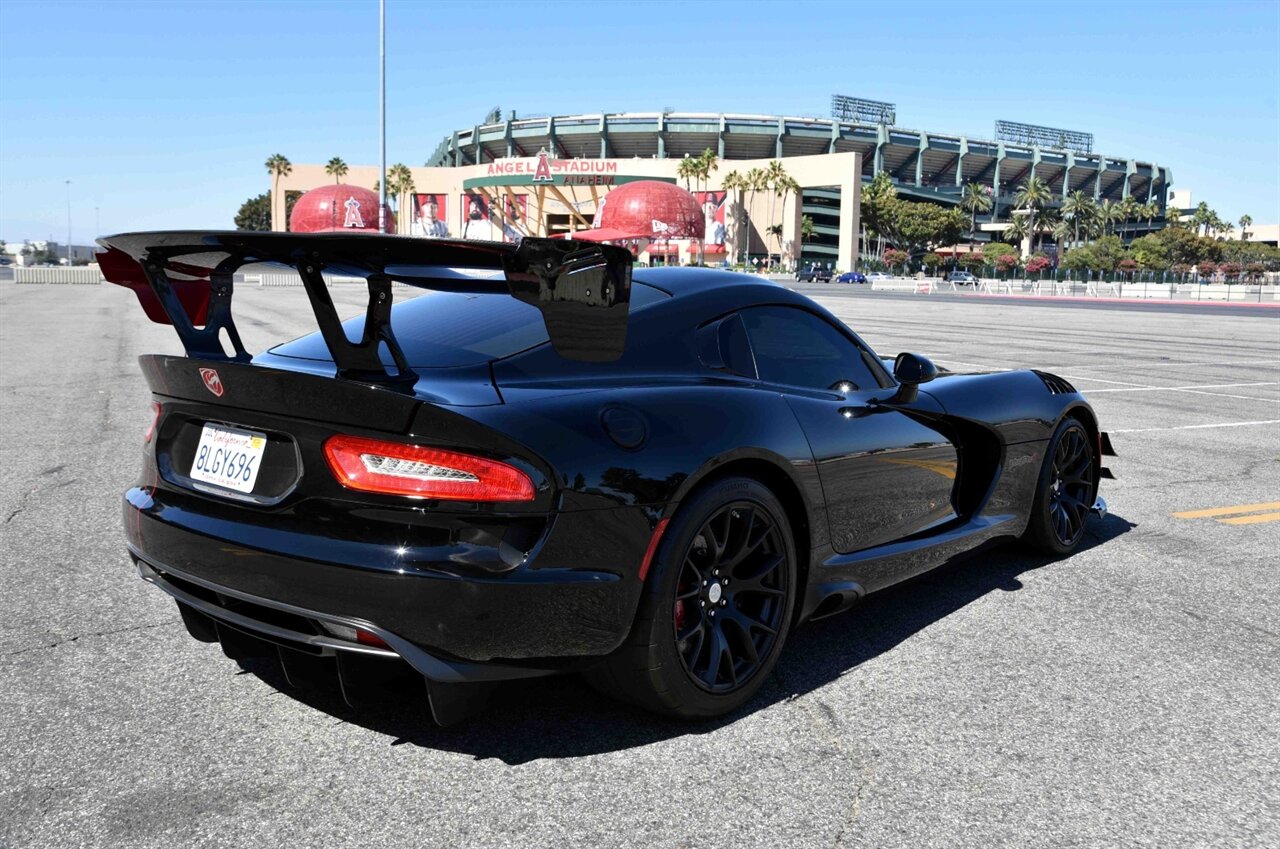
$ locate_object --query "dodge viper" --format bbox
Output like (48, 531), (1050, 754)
(100, 231), (1113, 724)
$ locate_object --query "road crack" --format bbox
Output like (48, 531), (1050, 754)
(834, 764), (875, 848)
(4, 618), (178, 657)
(789, 694), (878, 848)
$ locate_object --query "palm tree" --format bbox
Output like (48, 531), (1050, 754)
(721, 170), (745, 263)
(744, 166), (767, 264)
(1061, 190), (1095, 246)
(676, 155), (695, 191)
(324, 157), (349, 184)
(1147, 201), (1160, 231)
(686, 149), (720, 265)
(386, 163), (414, 233)
(1239, 214), (1252, 241)
(960, 182), (993, 252)
(763, 161), (789, 269)
(1012, 175), (1052, 253)
(860, 172), (897, 261)
(1005, 215), (1029, 248)
(1096, 199), (1121, 237)
(1051, 219), (1072, 245)
(1192, 201), (1212, 237)
(1119, 196), (1141, 240)
(1108, 200), (1126, 238)
(265, 153), (292, 231)
(777, 175), (801, 268)
(800, 215), (816, 245)
(696, 148), (719, 195)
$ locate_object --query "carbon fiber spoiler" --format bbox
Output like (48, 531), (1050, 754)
(97, 231), (633, 383)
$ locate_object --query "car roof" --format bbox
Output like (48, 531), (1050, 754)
(632, 266), (789, 297)
(494, 265), (888, 385)
(630, 267), (853, 328)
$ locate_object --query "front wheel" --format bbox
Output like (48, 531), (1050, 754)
(590, 477), (797, 718)
(1022, 416), (1097, 555)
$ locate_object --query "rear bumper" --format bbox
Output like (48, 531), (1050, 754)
(134, 556), (553, 683)
(125, 487), (653, 677)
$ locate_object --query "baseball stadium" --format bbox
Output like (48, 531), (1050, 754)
(271, 99), (1172, 270)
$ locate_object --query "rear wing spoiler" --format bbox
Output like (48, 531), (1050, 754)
(96, 231), (633, 384)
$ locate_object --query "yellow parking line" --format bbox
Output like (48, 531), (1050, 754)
(1218, 511), (1280, 526)
(1172, 501), (1280, 519)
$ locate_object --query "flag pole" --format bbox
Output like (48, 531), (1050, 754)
(378, 0), (387, 233)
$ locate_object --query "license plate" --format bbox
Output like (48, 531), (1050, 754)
(190, 423), (267, 494)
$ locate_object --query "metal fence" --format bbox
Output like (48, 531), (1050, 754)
(14, 266), (104, 284)
(855, 275), (1280, 303)
(244, 272), (420, 291)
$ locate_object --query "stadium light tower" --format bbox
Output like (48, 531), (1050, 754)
(378, 0), (386, 234)
(65, 180), (71, 264)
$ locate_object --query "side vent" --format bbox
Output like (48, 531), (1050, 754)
(1032, 370), (1077, 395)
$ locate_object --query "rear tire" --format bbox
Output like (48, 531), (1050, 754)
(591, 477), (797, 718)
(1022, 416), (1097, 556)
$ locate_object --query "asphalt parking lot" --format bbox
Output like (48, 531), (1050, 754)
(1, 280), (1277, 848)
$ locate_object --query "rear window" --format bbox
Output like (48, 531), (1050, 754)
(270, 281), (667, 367)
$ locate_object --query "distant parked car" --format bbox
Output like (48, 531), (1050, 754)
(835, 271), (867, 284)
(947, 270), (979, 286)
(795, 264), (832, 283)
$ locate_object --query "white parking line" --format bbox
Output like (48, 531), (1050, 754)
(934, 359), (1011, 371)
(1111, 419), (1280, 433)
(1061, 360), (1280, 373)
(1084, 382), (1279, 393)
(1060, 375), (1152, 387)
(1166, 388), (1280, 404)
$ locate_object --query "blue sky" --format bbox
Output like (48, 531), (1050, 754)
(1, 0), (1277, 244)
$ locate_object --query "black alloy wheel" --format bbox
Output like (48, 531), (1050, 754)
(1023, 416), (1097, 555)
(589, 477), (797, 718)
(673, 502), (788, 693)
(1047, 423), (1094, 547)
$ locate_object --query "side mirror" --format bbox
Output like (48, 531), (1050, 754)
(890, 352), (937, 404)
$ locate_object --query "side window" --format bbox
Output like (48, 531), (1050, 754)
(740, 306), (881, 392)
(696, 313), (757, 377)
(720, 314), (756, 377)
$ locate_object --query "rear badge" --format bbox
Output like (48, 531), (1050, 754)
(199, 367), (224, 397)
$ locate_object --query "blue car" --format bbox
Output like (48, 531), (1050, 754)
(836, 271), (867, 284)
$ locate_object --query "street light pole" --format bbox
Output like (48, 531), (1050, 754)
(377, 0), (386, 234)
(65, 180), (72, 264)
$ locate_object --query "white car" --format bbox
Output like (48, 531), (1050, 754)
(866, 271), (893, 281)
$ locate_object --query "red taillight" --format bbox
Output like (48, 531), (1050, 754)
(323, 435), (535, 502)
(144, 402), (161, 443)
(355, 627), (389, 648)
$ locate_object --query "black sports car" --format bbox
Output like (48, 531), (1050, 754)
(101, 232), (1113, 725)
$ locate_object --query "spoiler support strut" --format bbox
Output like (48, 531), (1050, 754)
(296, 263), (416, 384)
(141, 254), (250, 362)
